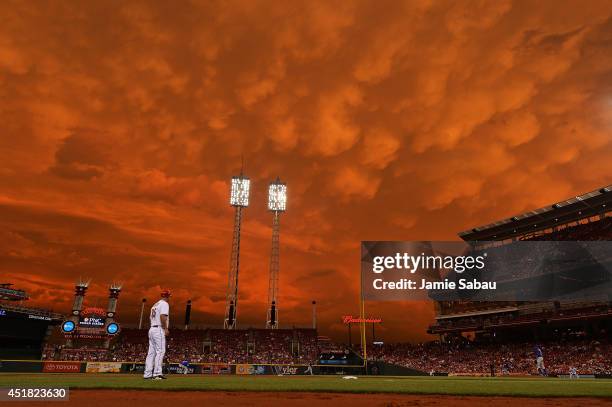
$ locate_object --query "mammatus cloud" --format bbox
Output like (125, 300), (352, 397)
(1, 0), (612, 341)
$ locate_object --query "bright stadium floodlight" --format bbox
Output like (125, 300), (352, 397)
(225, 171), (250, 329)
(230, 176), (250, 207)
(268, 178), (287, 212)
(266, 177), (286, 329)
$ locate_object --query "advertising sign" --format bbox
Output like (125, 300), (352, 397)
(271, 365), (312, 375)
(79, 316), (105, 328)
(250, 365), (266, 375)
(0, 361), (44, 373)
(121, 363), (145, 373)
(235, 364), (252, 375)
(199, 364), (231, 375)
(342, 315), (382, 324)
(213, 364), (231, 375)
(86, 362), (122, 373)
(78, 307), (106, 328)
(42, 361), (81, 373)
(166, 364), (195, 374)
(235, 364), (265, 375)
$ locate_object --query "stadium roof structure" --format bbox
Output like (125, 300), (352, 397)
(458, 185), (611, 242)
(435, 306), (518, 320)
(0, 303), (64, 320)
(0, 283), (28, 301)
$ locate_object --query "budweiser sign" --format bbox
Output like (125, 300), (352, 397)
(342, 315), (382, 324)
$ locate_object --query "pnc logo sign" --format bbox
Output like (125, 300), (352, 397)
(80, 317), (104, 327)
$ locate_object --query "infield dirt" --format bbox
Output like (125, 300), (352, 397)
(14, 390), (612, 407)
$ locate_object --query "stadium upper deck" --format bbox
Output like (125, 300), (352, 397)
(0, 283), (29, 301)
(428, 185), (612, 338)
(0, 284), (63, 359)
(458, 185), (611, 242)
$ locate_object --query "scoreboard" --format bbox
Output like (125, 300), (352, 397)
(61, 307), (119, 339)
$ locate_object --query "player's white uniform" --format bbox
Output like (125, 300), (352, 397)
(569, 367), (579, 379)
(144, 299), (169, 378)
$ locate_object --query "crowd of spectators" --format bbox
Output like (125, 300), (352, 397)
(369, 336), (612, 375)
(197, 328), (317, 364)
(44, 328), (319, 364)
(432, 304), (611, 333)
(522, 217), (612, 241)
(43, 345), (109, 361)
(41, 327), (611, 377)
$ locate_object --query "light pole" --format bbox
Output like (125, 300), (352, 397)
(312, 300), (317, 330)
(266, 177), (286, 329)
(138, 298), (146, 329)
(184, 299), (192, 330)
(224, 173), (250, 329)
(104, 284), (121, 348)
(66, 279), (89, 348)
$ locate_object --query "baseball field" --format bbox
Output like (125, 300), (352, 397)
(1, 373), (611, 406)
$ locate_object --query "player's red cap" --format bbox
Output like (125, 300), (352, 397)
(160, 289), (172, 298)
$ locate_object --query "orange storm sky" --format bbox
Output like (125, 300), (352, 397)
(1, 0), (612, 342)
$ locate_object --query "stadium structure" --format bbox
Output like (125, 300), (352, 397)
(1, 185), (611, 379)
(224, 171), (250, 329)
(428, 185), (612, 342)
(266, 177), (287, 329)
(0, 283), (63, 359)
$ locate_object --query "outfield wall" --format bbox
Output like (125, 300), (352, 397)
(0, 360), (365, 376)
(7, 360), (608, 378)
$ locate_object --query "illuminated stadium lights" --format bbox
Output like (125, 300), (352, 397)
(268, 178), (287, 212)
(266, 177), (286, 329)
(230, 176), (250, 207)
(225, 171), (249, 329)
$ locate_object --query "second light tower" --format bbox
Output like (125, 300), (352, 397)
(266, 177), (287, 329)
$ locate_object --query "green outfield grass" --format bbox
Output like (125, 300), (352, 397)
(0, 374), (611, 397)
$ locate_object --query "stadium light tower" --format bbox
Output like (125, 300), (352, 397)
(66, 278), (90, 347)
(103, 283), (121, 348)
(224, 172), (250, 329)
(266, 177), (287, 329)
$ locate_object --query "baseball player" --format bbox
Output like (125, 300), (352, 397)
(144, 289), (171, 380)
(569, 367), (579, 379)
(534, 345), (545, 376)
(178, 357), (190, 375)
